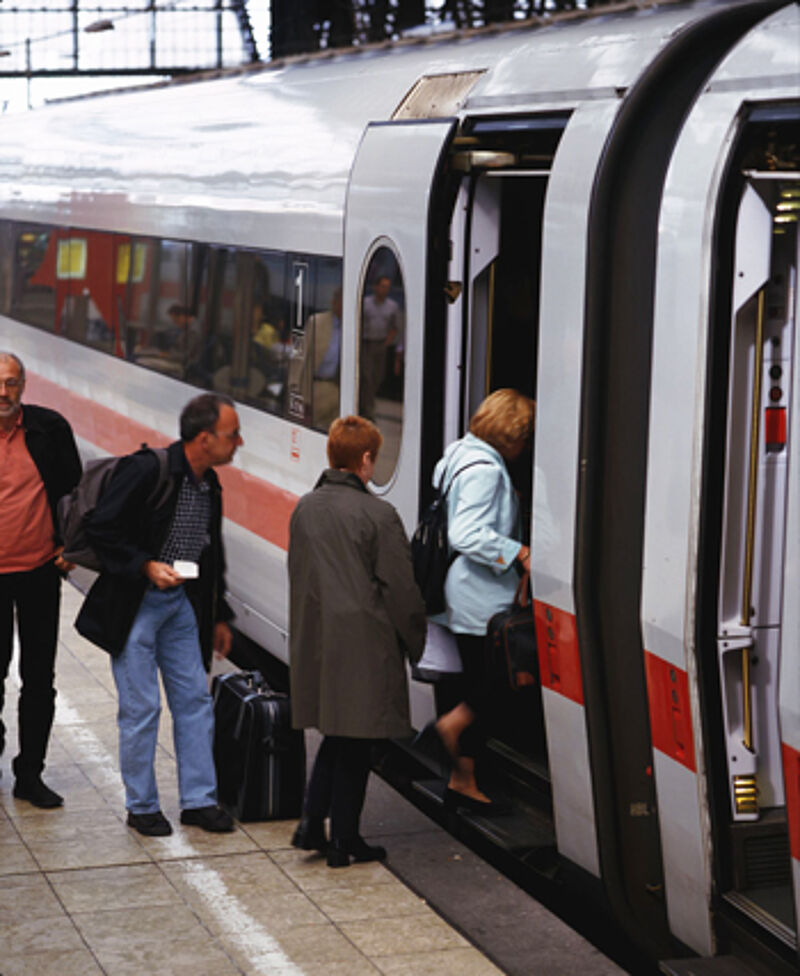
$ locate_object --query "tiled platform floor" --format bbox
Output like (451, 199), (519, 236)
(0, 583), (503, 976)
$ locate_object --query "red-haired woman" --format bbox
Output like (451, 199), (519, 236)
(288, 415), (426, 867)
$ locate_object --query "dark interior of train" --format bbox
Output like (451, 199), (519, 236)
(432, 170), (548, 781)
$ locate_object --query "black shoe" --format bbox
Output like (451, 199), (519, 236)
(13, 777), (63, 809)
(326, 836), (387, 868)
(127, 810), (173, 837)
(443, 787), (511, 817)
(180, 805), (234, 832)
(292, 817), (327, 854)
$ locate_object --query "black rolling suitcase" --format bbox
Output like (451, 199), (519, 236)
(212, 670), (305, 822)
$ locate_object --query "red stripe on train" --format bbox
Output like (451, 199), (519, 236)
(24, 372), (298, 552)
(643, 651), (697, 773)
(533, 600), (584, 706)
(782, 742), (800, 862)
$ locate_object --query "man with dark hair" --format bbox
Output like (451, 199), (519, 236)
(76, 393), (242, 836)
(0, 351), (81, 808)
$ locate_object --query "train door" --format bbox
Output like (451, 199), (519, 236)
(342, 119), (456, 530)
(642, 79), (799, 965)
(714, 167), (799, 953)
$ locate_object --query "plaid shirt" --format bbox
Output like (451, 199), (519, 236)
(159, 473), (211, 565)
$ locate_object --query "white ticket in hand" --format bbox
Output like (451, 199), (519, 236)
(173, 560), (199, 579)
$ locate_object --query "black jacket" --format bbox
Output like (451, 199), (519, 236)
(20, 404), (82, 546)
(75, 440), (233, 667)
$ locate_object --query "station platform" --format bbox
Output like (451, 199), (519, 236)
(0, 582), (627, 976)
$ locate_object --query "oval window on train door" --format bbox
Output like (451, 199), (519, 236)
(358, 244), (405, 486)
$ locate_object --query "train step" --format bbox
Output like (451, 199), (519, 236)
(412, 776), (559, 876)
(659, 956), (765, 976)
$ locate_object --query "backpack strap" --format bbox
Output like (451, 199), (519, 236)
(441, 459), (493, 499)
(143, 447), (174, 511)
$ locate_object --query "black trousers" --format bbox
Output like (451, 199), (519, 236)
(304, 735), (374, 842)
(0, 560), (61, 780)
(433, 632), (491, 760)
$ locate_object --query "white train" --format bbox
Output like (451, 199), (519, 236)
(0, 1), (798, 970)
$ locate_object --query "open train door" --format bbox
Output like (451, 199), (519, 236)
(778, 209), (800, 944)
(341, 120), (456, 531)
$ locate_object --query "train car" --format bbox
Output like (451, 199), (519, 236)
(0, 1), (797, 971)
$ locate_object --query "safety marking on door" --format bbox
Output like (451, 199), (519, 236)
(533, 601), (584, 705)
(782, 742), (800, 862)
(643, 650), (697, 773)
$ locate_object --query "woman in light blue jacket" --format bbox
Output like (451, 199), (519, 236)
(431, 389), (534, 813)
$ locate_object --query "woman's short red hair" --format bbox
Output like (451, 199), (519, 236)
(327, 415), (383, 471)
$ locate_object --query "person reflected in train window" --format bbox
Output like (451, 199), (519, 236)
(75, 394), (242, 837)
(165, 303), (197, 358)
(85, 290), (113, 346)
(0, 351), (82, 809)
(288, 416), (426, 867)
(248, 300), (287, 406)
(425, 389), (535, 814)
(359, 275), (401, 422)
(287, 287), (342, 430)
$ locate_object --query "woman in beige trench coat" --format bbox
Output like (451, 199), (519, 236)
(288, 415), (426, 867)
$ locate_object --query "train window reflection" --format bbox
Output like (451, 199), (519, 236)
(0, 222), (14, 316)
(10, 224), (57, 332)
(359, 246), (404, 485)
(286, 256), (343, 431)
(186, 245), (230, 390)
(217, 249), (288, 410)
(117, 242), (147, 285)
(3, 218), (343, 436)
(126, 239), (189, 379)
(56, 237), (87, 280)
(58, 231), (116, 354)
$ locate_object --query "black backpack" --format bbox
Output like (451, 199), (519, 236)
(411, 460), (490, 615)
(57, 447), (172, 572)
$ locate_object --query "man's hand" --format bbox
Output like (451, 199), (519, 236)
(143, 560), (183, 589)
(213, 621), (233, 658)
(53, 547), (75, 573)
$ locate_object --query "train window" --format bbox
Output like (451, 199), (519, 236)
(59, 231), (119, 355)
(10, 223), (57, 332)
(126, 239), (190, 379)
(186, 245), (230, 391)
(122, 237), (157, 362)
(312, 258), (343, 432)
(1, 217), (344, 436)
(221, 249), (288, 411)
(358, 245), (405, 485)
(286, 256), (342, 431)
(0, 221), (14, 317)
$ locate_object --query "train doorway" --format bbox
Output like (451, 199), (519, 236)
(701, 109), (800, 961)
(464, 171), (547, 772)
(436, 116), (566, 801)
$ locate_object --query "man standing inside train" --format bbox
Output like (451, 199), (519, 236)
(0, 351), (82, 808)
(75, 393), (242, 837)
(359, 275), (401, 422)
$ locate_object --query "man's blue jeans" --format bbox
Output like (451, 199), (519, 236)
(111, 586), (217, 814)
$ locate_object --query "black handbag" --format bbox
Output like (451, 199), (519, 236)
(487, 573), (538, 691)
